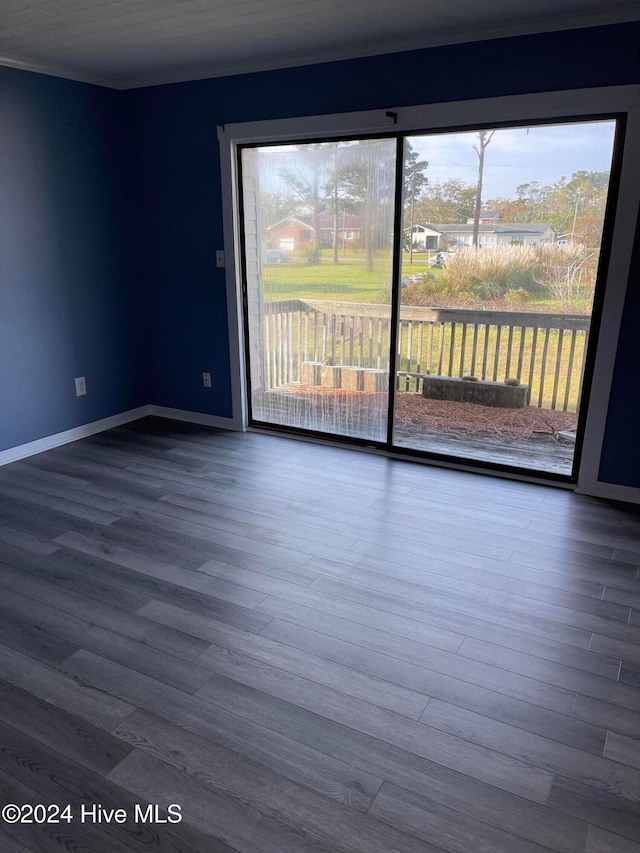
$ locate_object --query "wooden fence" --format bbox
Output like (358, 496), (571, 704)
(263, 299), (590, 412)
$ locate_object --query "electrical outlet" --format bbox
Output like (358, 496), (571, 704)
(216, 250), (225, 268)
(75, 376), (87, 397)
(202, 372), (212, 388)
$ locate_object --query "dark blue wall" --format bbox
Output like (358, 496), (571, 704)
(598, 206), (640, 488)
(0, 66), (141, 452)
(125, 21), (640, 486)
(123, 87), (231, 414)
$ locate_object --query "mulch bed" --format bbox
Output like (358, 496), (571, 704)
(395, 394), (577, 439)
(281, 385), (577, 440)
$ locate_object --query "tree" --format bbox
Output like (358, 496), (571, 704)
(486, 182), (552, 223)
(339, 139), (395, 272)
(486, 170), (610, 246)
(260, 190), (297, 229)
(329, 144), (341, 263)
(413, 179), (476, 224)
(403, 141), (429, 263)
(492, 171), (609, 242)
(546, 170), (610, 244)
(325, 143), (359, 263)
(472, 130), (494, 247)
(280, 144), (333, 264)
(572, 213), (605, 246)
(278, 140), (395, 270)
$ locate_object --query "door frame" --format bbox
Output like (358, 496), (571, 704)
(218, 85), (640, 496)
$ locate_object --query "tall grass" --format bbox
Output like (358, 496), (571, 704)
(442, 245), (539, 298)
(403, 244), (597, 312)
(531, 243), (598, 310)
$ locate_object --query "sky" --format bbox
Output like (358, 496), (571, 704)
(249, 119), (618, 208)
(409, 119), (617, 200)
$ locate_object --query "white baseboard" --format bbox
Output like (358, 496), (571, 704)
(6, 406), (636, 505)
(148, 406), (242, 430)
(0, 404), (243, 467)
(0, 406), (152, 467)
(575, 480), (640, 505)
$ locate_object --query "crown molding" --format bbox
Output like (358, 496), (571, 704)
(0, 52), (120, 89)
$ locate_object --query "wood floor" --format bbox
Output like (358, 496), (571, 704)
(0, 417), (639, 853)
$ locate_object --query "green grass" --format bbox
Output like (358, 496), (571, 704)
(263, 253), (435, 303)
(262, 249), (591, 315)
(264, 259), (579, 316)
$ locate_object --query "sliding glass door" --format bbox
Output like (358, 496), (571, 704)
(240, 137), (397, 442)
(238, 118), (619, 478)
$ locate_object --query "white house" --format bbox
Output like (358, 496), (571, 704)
(406, 224), (445, 249)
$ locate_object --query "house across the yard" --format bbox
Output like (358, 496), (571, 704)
(267, 213), (364, 251)
(408, 221), (557, 249)
(317, 213), (363, 245)
(266, 216), (315, 251)
(405, 224), (442, 249)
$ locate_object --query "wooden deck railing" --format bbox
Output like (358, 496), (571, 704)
(263, 299), (591, 412)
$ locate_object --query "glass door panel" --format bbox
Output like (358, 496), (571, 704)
(241, 138), (397, 442)
(395, 121), (617, 475)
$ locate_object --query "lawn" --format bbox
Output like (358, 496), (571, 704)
(263, 252), (435, 302)
(262, 249), (587, 314)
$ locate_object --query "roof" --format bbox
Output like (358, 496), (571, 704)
(266, 213), (364, 230)
(406, 224), (443, 235)
(317, 214), (363, 229)
(427, 222), (556, 234)
(266, 216), (313, 231)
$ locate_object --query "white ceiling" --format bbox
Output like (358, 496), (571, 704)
(0, 0), (639, 90)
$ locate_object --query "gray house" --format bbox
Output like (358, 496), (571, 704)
(408, 221), (557, 249)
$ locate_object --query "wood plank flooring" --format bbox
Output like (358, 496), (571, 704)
(0, 416), (639, 852)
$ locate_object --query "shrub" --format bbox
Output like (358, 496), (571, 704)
(503, 288), (533, 307)
(400, 276), (454, 306)
(304, 242), (323, 266)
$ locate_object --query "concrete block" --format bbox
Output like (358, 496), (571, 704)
(422, 376), (528, 408)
